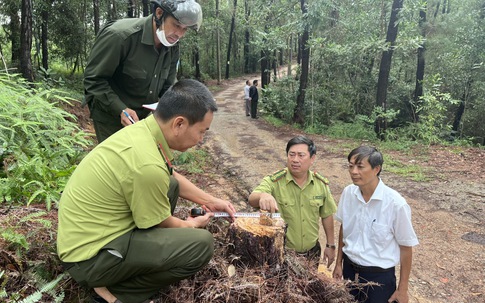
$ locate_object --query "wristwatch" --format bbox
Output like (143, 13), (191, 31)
(325, 243), (336, 249)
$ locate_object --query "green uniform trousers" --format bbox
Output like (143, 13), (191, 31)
(64, 177), (214, 303)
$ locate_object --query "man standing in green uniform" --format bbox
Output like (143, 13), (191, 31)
(58, 79), (236, 303)
(83, 0), (202, 142)
(249, 136), (337, 267)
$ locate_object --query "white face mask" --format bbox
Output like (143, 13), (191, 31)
(156, 28), (178, 47)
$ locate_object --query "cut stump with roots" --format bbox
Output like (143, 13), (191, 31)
(226, 216), (286, 267)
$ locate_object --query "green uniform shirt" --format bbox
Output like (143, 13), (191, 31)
(83, 15), (179, 124)
(253, 168), (337, 252)
(57, 115), (173, 262)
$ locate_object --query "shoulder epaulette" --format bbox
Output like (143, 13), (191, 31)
(269, 169), (287, 182)
(313, 171), (329, 184)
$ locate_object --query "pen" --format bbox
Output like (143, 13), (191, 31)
(122, 110), (135, 124)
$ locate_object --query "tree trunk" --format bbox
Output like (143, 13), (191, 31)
(260, 49), (270, 87)
(195, 45), (201, 81)
(93, 0), (100, 34)
(41, 5), (49, 70)
(272, 49), (278, 81)
(293, 0), (310, 126)
(244, 0), (250, 74)
(412, 3), (427, 123)
(434, 0), (441, 19)
(7, 1), (21, 69)
(227, 217), (286, 267)
(452, 77), (472, 136)
(20, 0), (34, 82)
(225, 0), (237, 79)
(112, 0), (118, 19)
(287, 35), (292, 76)
(127, 0), (134, 18)
(107, 0), (118, 21)
(296, 34), (302, 66)
(216, 0), (221, 84)
(330, 6), (339, 27)
(375, 0), (403, 139)
(142, 0), (149, 16)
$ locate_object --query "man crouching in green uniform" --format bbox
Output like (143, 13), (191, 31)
(57, 79), (236, 303)
(249, 136), (337, 267)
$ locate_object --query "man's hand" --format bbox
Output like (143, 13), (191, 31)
(323, 247), (336, 268)
(120, 108), (139, 126)
(204, 198), (236, 221)
(186, 211), (213, 228)
(332, 263), (343, 280)
(258, 193), (279, 213)
(388, 289), (409, 303)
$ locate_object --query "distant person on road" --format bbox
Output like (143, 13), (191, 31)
(58, 79), (236, 303)
(244, 80), (251, 116)
(249, 79), (259, 119)
(83, 0), (202, 143)
(249, 136), (337, 265)
(332, 146), (419, 303)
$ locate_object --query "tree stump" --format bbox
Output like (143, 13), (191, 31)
(226, 215), (286, 267)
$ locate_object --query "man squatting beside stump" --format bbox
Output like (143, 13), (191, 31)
(57, 80), (236, 303)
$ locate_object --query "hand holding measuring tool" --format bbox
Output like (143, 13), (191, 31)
(190, 208), (281, 219)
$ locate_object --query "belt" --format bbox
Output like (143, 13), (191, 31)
(343, 253), (394, 273)
(296, 241), (321, 258)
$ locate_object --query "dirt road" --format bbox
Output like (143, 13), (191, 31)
(200, 76), (485, 303)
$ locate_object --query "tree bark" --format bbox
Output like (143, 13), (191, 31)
(293, 0), (310, 126)
(20, 0), (34, 82)
(375, 0), (403, 139)
(225, 0), (237, 79)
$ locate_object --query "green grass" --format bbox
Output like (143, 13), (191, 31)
(264, 116), (285, 127)
(383, 155), (430, 182)
(173, 148), (210, 174)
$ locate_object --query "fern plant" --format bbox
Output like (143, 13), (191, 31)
(0, 72), (92, 210)
(18, 273), (66, 303)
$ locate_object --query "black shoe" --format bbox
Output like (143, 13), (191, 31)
(246, 114), (250, 116)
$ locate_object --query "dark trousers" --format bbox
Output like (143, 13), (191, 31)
(250, 100), (258, 118)
(93, 119), (123, 143)
(342, 254), (396, 303)
(63, 177), (214, 303)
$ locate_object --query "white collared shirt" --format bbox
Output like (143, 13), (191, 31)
(244, 85), (250, 99)
(335, 179), (419, 268)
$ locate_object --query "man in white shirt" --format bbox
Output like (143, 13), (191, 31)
(333, 146), (419, 303)
(244, 80), (251, 116)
